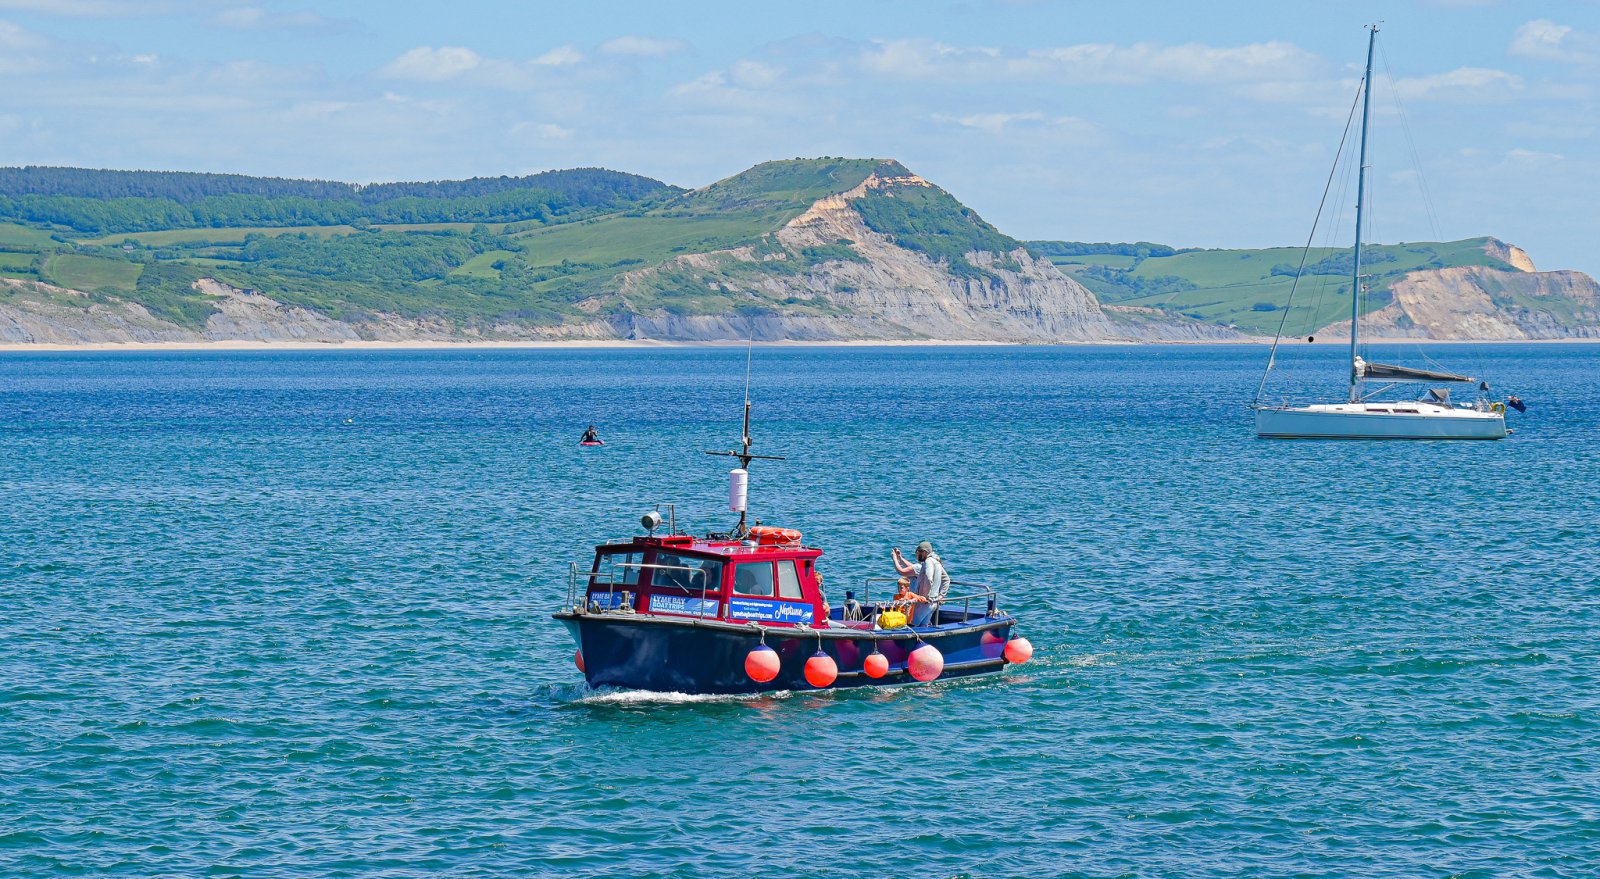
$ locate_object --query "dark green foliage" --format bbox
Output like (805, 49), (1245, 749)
(855, 184), (1024, 279)
(1300, 247), (1398, 276)
(1078, 265), (1197, 299)
(0, 165), (674, 205)
(236, 231), (488, 284)
(0, 167), (676, 234)
(1027, 240), (1196, 258)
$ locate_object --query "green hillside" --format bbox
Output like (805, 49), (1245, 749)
(0, 158), (927, 329)
(1032, 238), (1515, 335)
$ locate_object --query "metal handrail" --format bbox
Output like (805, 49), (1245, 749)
(855, 576), (998, 624)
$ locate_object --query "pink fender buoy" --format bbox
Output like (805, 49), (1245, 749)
(803, 650), (838, 688)
(1004, 637), (1034, 665)
(574, 649), (585, 673)
(745, 644), (780, 683)
(863, 651), (889, 679)
(908, 643), (944, 682)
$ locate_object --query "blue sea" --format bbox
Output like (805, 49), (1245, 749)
(2, 343), (1597, 878)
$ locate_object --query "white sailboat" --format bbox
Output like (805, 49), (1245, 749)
(1253, 26), (1508, 441)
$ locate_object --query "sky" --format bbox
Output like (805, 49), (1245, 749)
(2, 0), (1598, 274)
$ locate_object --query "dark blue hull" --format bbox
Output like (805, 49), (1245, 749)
(556, 611), (1015, 695)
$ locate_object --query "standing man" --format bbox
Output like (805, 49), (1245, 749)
(891, 541), (951, 627)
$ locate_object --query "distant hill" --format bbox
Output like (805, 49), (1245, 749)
(1031, 237), (1600, 339)
(0, 166), (676, 235)
(4, 158), (1218, 343)
(1, 159), (1594, 344)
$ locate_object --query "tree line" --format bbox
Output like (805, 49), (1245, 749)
(0, 167), (677, 235)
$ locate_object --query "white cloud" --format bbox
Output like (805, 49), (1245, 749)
(1510, 19), (1600, 65)
(0, 17), (48, 50)
(507, 120), (576, 145)
(728, 60), (781, 88)
(1392, 67), (1524, 101)
(944, 111), (1045, 131)
(600, 35), (689, 57)
(534, 44), (584, 67)
(209, 6), (347, 32)
(0, 0), (164, 14)
(859, 37), (1320, 85)
(1506, 147), (1564, 165)
(381, 46), (482, 82)
(0, 18), (52, 73)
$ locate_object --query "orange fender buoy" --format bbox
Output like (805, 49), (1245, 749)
(863, 651), (889, 679)
(574, 649), (585, 673)
(908, 643), (944, 682)
(745, 645), (780, 683)
(1004, 637), (1034, 665)
(803, 650), (838, 688)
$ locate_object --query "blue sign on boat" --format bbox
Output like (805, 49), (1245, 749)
(649, 595), (719, 617)
(727, 598), (813, 624)
(589, 592), (625, 610)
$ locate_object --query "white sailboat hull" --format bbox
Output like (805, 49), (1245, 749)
(1255, 402), (1507, 440)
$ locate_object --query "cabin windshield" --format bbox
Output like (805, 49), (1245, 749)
(591, 551), (641, 589)
(649, 552), (724, 593)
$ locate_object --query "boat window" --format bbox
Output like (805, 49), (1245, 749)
(591, 551), (640, 588)
(651, 553), (722, 593)
(733, 562), (774, 597)
(775, 560), (803, 600)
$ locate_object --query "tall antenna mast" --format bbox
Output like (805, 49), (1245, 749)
(706, 341), (783, 537)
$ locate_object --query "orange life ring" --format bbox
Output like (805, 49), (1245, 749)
(747, 526), (802, 546)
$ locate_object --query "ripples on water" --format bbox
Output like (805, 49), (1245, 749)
(2, 344), (1597, 877)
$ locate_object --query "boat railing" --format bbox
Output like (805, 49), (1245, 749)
(568, 562), (716, 614)
(854, 576), (1000, 622)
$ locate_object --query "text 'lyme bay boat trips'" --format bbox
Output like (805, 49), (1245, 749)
(553, 401), (1033, 695)
(1253, 25), (1517, 441)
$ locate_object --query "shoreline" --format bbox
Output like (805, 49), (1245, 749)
(0, 336), (1596, 353)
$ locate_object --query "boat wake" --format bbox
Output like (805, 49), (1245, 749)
(573, 687), (797, 706)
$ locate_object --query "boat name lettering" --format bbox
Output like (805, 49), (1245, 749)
(649, 595), (718, 617)
(588, 592), (624, 610)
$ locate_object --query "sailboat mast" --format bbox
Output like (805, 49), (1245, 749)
(1350, 24), (1378, 403)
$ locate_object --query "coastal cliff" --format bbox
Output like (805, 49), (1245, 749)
(1, 162), (1596, 345)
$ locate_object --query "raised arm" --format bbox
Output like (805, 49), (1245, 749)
(890, 548), (916, 576)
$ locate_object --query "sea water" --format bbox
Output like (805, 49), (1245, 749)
(2, 343), (1597, 878)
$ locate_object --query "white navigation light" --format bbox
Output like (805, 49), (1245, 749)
(728, 468), (748, 513)
(641, 511), (663, 533)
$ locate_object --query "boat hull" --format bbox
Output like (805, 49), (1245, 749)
(1256, 404), (1507, 440)
(556, 611), (1014, 694)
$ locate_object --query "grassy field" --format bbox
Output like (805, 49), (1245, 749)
(43, 254), (143, 293)
(449, 249), (518, 280)
(77, 222), (513, 247)
(0, 223), (61, 249)
(1039, 237), (1515, 335)
(1046, 254), (1139, 269)
(0, 252), (37, 275)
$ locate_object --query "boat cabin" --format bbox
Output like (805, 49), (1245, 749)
(585, 531), (826, 627)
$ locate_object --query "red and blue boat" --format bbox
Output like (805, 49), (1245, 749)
(555, 402), (1032, 694)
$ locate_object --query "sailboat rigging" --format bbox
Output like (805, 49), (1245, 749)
(1254, 25), (1511, 441)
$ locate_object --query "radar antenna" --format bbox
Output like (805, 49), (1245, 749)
(705, 342), (783, 537)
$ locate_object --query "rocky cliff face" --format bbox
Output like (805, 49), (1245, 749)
(1316, 264), (1600, 341)
(0, 278), (613, 344)
(603, 171), (1224, 342)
